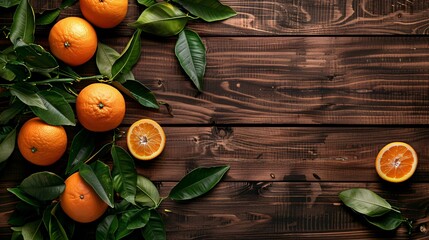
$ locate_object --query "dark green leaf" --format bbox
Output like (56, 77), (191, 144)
(42, 205), (54, 232)
(364, 210), (404, 231)
(0, 54), (16, 80)
(141, 210), (166, 240)
(14, 40), (58, 73)
(59, 64), (80, 79)
(339, 188), (394, 217)
(116, 70), (134, 84)
(96, 42), (119, 78)
(60, 0), (77, 9)
(0, 127), (16, 163)
(6, 61), (31, 80)
(0, 0), (20, 8)
(122, 208), (150, 230)
(169, 165), (230, 200)
(137, 0), (156, 7)
(19, 171), (65, 201)
(113, 199), (132, 213)
(86, 142), (113, 164)
(173, 0), (236, 22)
(135, 175), (161, 208)
(7, 187), (41, 207)
(51, 204), (75, 239)
(66, 128), (95, 175)
(22, 219), (43, 240)
(113, 80), (159, 109)
(175, 29), (206, 91)
(8, 202), (39, 226)
(10, 83), (46, 109)
(50, 86), (76, 103)
(96, 215), (118, 240)
(111, 29), (142, 80)
(11, 229), (23, 240)
(49, 212), (69, 240)
(30, 90), (76, 126)
(0, 100), (26, 125)
(79, 162), (114, 207)
(129, 2), (189, 37)
(111, 145), (137, 204)
(35, 8), (61, 25)
(10, 0), (35, 45)
(115, 221), (133, 240)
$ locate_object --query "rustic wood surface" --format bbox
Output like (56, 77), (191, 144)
(2, 0), (429, 239)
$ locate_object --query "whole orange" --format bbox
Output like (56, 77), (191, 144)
(80, 0), (128, 28)
(17, 117), (67, 166)
(48, 17), (97, 66)
(76, 83), (126, 132)
(60, 172), (108, 223)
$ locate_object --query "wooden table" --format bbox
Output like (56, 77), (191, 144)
(2, 1), (429, 239)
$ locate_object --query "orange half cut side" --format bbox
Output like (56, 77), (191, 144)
(127, 119), (166, 160)
(375, 142), (418, 183)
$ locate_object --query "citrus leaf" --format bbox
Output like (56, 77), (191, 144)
(135, 175), (161, 208)
(0, 54), (16, 81)
(175, 29), (206, 91)
(96, 215), (118, 240)
(7, 187), (41, 207)
(339, 188), (394, 217)
(19, 171), (65, 201)
(14, 40), (58, 73)
(10, 0), (35, 45)
(30, 90), (76, 126)
(10, 83), (46, 109)
(113, 80), (159, 109)
(129, 2), (189, 37)
(141, 210), (166, 240)
(111, 29), (142, 80)
(49, 211), (69, 240)
(96, 42), (120, 78)
(66, 128), (95, 175)
(22, 219), (43, 240)
(137, 0), (156, 7)
(60, 0), (77, 9)
(0, 127), (16, 163)
(111, 145), (137, 205)
(50, 203), (75, 239)
(0, 100), (26, 125)
(50, 85), (76, 103)
(0, 0), (20, 8)
(122, 208), (150, 230)
(9, 202), (39, 226)
(173, 0), (237, 22)
(169, 165), (230, 200)
(6, 61), (31, 80)
(364, 210), (405, 231)
(79, 162), (114, 208)
(35, 8), (61, 25)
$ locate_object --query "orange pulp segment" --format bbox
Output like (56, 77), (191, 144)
(127, 119), (166, 160)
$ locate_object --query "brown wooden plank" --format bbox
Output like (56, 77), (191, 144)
(3, 0), (429, 36)
(0, 127), (427, 183)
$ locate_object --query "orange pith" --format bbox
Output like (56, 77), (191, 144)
(80, 0), (128, 28)
(17, 117), (67, 166)
(127, 119), (166, 160)
(76, 83), (126, 132)
(375, 142), (417, 183)
(48, 17), (97, 66)
(60, 172), (108, 223)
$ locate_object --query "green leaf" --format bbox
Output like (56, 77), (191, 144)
(66, 128), (95, 175)
(111, 145), (137, 204)
(0, 100), (26, 125)
(60, 0), (77, 9)
(50, 204), (75, 239)
(173, 0), (237, 22)
(35, 8), (61, 25)
(30, 90), (76, 126)
(79, 162), (114, 208)
(175, 29), (206, 91)
(137, 0), (156, 7)
(0, 127), (16, 163)
(10, 83), (46, 109)
(113, 80), (159, 109)
(49, 212), (69, 240)
(111, 29), (142, 80)
(339, 188), (394, 217)
(7, 187), (41, 207)
(364, 210), (405, 231)
(19, 171), (65, 201)
(0, 54), (16, 81)
(22, 219), (43, 240)
(6, 61), (31, 80)
(141, 210), (166, 240)
(135, 175), (161, 208)
(122, 208), (150, 230)
(50, 86), (76, 103)
(14, 40), (58, 73)
(11, 229), (23, 240)
(96, 215), (118, 240)
(129, 2), (189, 37)
(115, 221), (133, 240)
(9, 202), (39, 226)
(96, 42), (120, 78)
(169, 165), (230, 200)
(10, 0), (35, 45)
(0, 0), (20, 8)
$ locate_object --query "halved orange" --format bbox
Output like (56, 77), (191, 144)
(127, 119), (166, 160)
(375, 142), (418, 183)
